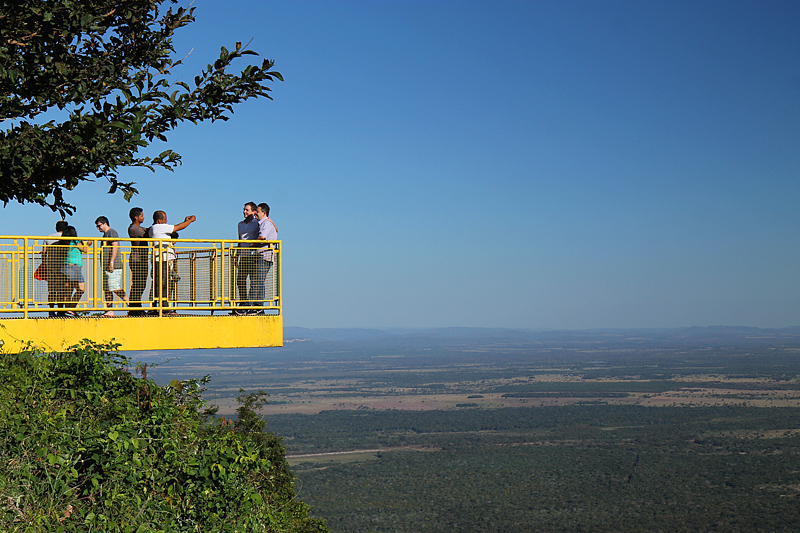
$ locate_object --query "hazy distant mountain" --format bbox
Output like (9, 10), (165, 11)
(284, 327), (395, 342)
(284, 325), (800, 344)
(283, 326), (543, 342)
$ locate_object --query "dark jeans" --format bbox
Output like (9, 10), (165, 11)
(152, 261), (170, 307)
(236, 254), (258, 306)
(46, 271), (68, 315)
(251, 259), (272, 307)
(129, 261), (149, 307)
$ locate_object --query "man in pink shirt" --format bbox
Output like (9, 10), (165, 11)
(251, 202), (278, 314)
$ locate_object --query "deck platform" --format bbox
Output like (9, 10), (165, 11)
(0, 314), (282, 353)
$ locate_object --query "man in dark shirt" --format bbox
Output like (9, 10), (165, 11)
(127, 207), (149, 316)
(95, 216), (129, 317)
(233, 202), (259, 315)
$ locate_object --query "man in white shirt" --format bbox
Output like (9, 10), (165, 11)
(149, 210), (196, 315)
(251, 202), (278, 314)
(233, 202), (260, 315)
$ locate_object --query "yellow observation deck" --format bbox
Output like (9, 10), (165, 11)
(0, 235), (282, 352)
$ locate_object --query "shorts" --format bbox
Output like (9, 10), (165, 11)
(104, 269), (123, 292)
(62, 264), (84, 283)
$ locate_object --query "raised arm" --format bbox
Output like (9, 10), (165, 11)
(172, 215), (196, 232)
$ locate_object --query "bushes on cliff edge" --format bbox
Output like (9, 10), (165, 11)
(0, 341), (328, 533)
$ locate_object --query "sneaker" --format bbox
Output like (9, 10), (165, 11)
(247, 310), (264, 316)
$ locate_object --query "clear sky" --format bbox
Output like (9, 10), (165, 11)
(4, 0), (800, 330)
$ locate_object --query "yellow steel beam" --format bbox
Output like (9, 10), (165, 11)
(0, 315), (282, 353)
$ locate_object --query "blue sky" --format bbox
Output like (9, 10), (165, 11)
(5, 0), (800, 329)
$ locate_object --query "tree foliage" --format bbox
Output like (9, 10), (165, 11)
(0, 0), (282, 214)
(0, 341), (328, 532)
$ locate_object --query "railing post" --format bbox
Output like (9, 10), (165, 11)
(22, 238), (29, 319)
(91, 238), (98, 312)
(157, 240), (163, 316)
(276, 243), (281, 309)
(221, 242), (227, 308)
(210, 244), (218, 313)
(189, 250), (196, 303)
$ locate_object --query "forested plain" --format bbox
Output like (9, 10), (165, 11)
(276, 405), (800, 532)
(134, 327), (800, 532)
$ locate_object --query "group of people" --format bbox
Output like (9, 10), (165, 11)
(41, 221), (87, 317)
(39, 203), (277, 317)
(41, 217), (134, 317)
(128, 208), (197, 316)
(233, 201), (278, 315)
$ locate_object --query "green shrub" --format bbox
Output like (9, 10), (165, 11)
(0, 341), (328, 533)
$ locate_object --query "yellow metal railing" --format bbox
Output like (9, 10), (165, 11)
(0, 236), (281, 317)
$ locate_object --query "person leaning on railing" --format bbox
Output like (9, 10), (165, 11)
(251, 202), (278, 314)
(148, 210), (196, 315)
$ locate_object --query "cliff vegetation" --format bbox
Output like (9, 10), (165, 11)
(0, 341), (328, 532)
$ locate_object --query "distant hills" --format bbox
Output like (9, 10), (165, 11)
(284, 325), (800, 343)
(128, 325), (800, 363)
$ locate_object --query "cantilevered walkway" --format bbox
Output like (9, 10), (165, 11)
(0, 235), (281, 352)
